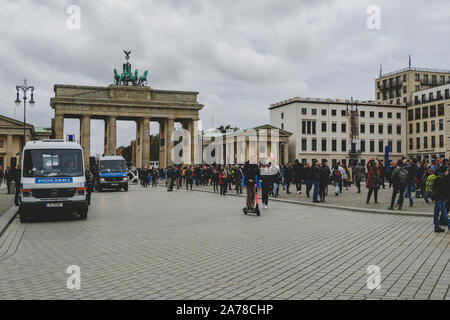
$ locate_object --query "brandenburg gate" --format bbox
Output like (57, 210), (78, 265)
(50, 52), (203, 168)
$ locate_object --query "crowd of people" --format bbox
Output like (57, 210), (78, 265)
(134, 155), (450, 233)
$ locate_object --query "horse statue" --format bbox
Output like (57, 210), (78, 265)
(132, 69), (139, 86)
(113, 69), (122, 85)
(138, 70), (148, 86)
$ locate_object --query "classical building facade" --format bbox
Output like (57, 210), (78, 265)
(269, 98), (406, 166)
(50, 84), (203, 168)
(202, 124), (292, 165)
(0, 115), (51, 168)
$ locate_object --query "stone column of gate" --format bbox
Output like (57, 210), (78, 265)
(135, 118), (142, 168)
(167, 118), (175, 166)
(54, 115), (64, 139)
(107, 116), (117, 156)
(104, 118), (110, 155)
(159, 119), (166, 168)
(80, 115), (91, 168)
(186, 119), (195, 165)
(142, 118), (150, 168)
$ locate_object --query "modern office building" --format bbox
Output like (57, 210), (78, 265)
(269, 97), (406, 166)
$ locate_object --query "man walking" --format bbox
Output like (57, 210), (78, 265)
(431, 166), (449, 233)
(388, 160), (408, 210)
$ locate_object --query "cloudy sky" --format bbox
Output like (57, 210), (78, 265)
(1, 0), (449, 155)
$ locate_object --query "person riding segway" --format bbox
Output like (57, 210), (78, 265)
(242, 156), (261, 216)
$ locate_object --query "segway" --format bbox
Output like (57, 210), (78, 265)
(243, 183), (261, 216)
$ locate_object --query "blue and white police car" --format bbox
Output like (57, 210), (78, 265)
(96, 155), (128, 192)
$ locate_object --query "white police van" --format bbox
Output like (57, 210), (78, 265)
(19, 139), (88, 222)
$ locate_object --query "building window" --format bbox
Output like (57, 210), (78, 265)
(312, 139), (317, 151)
(360, 124), (366, 134)
(361, 140), (366, 152)
(332, 109), (337, 116)
(432, 136), (436, 148)
(281, 112), (284, 119)
(341, 110), (346, 116)
(424, 137), (428, 149)
(302, 120), (306, 134)
(416, 137), (420, 150)
(388, 140), (393, 153)
(403, 86), (407, 94)
(312, 108), (317, 116)
(429, 92), (434, 101)
(369, 124), (374, 134)
(416, 122), (420, 133)
(430, 105), (436, 117)
(396, 125), (401, 135)
(424, 122), (428, 133)
(341, 140), (346, 152)
(321, 109), (327, 116)
(409, 124), (413, 134)
(302, 120), (316, 134)
(388, 112), (392, 119)
(431, 120), (435, 131)
(446, 89), (450, 99)
(322, 139), (327, 151)
(415, 74), (420, 81)
(397, 141), (402, 153)
(408, 110), (413, 121)
(360, 111), (365, 117)
(321, 122), (327, 132)
(439, 119), (444, 131)
(370, 111), (374, 118)
(409, 138), (413, 150)
(422, 106), (428, 119)
(388, 125), (392, 134)
(332, 123), (337, 132)
(440, 135), (444, 148)
(341, 123), (346, 133)
(370, 140), (375, 152)
(378, 112), (383, 118)
(302, 108), (307, 115)
(302, 138), (307, 151)
(415, 108), (421, 120)
(332, 139), (337, 152)
(378, 140), (384, 153)
(378, 124), (383, 134)
(438, 104), (444, 116)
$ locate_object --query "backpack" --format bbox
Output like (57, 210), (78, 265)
(425, 174), (437, 194)
(334, 169), (342, 179)
(397, 168), (408, 185)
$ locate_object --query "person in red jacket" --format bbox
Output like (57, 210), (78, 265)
(366, 158), (382, 204)
(219, 169), (228, 196)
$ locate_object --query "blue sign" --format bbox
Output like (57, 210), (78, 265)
(99, 172), (127, 178)
(35, 177), (73, 184)
(385, 146), (390, 171)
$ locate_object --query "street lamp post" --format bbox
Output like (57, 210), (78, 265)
(15, 79), (35, 150)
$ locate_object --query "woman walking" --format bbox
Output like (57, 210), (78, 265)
(260, 163), (273, 209)
(366, 159), (381, 204)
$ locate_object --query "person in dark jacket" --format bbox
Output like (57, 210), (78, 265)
(432, 166), (449, 232)
(311, 161), (322, 203)
(303, 163), (313, 198)
(13, 165), (21, 206)
(293, 159), (303, 194)
(243, 156), (260, 209)
(85, 170), (94, 205)
(284, 163), (293, 194)
(5, 167), (12, 194)
(319, 161), (331, 202)
(388, 160), (408, 210)
(260, 163), (273, 209)
(366, 159), (381, 204)
(354, 162), (365, 193)
(234, 165), (243, 194)
(397, 160), (416, 207)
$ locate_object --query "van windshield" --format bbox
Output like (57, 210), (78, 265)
(99, 160), (126, 173)
(23, 149), (83, 178)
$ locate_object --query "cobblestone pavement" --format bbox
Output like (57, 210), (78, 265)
(187, 181), (434, 215)
(0, 184), (449, 300)
(0, 185), (15, 218)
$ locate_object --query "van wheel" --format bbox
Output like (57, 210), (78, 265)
(123, 186), (128, 192)
(18, 207), (28, 223)
(79, 208), (88, 220)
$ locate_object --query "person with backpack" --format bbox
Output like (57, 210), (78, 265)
(366, 159), (381, 204)
(424, 167), (435, 204)
(330, 164), (343, 196)
(431, 166), (450, 233)
(388, 160), (408, 210)
(319, 160), (331, 202)
(311, 161), (322, 203)
(396, 160), (416, 208)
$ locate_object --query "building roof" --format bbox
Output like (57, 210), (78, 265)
(203, 124), (292, 138)
(378, 67), (450, 79)
(269, 97), (406, 109)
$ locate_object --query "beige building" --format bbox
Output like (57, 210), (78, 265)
(202, 124), (292, 165)
(0, 115), (51, 168)
(269, 97), (406, 166)
(375, 67), (450, 106)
